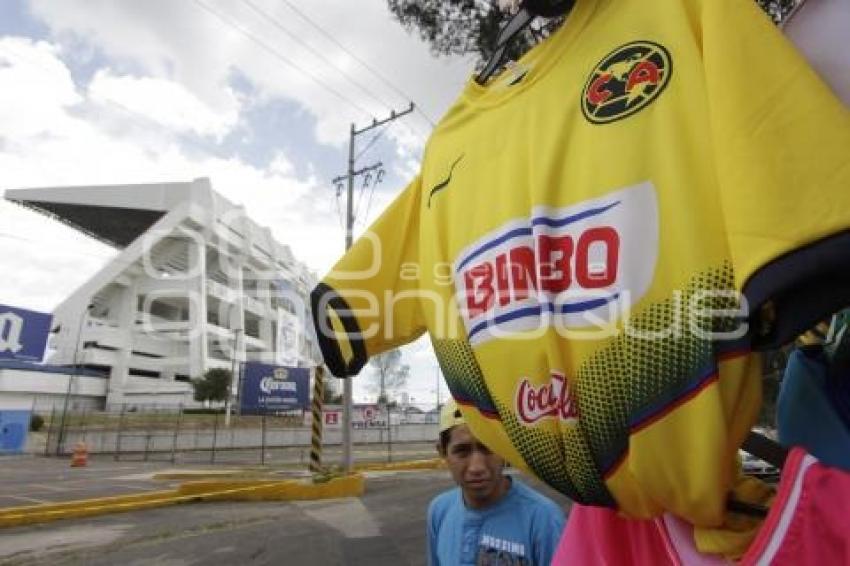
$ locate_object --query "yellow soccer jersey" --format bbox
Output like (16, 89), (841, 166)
(312, 0), (850, 542)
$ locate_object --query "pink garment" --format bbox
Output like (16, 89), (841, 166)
(553, 447), (850, 565)
(741, 447), (850, 565)
(551, 505), (727, 565)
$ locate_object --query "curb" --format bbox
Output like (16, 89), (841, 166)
(178, 474), (365, 501)
(356, 458), (445, 472)
(0, 475), (365, 529)
(151, 459), (444, 481)
(152, 471), (289, 481)
(0, 489), (188, 528)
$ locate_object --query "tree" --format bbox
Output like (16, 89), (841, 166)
(192, 368), (231, 404)
(368, 349), (410, 405)
(386, 0), (799, 64)
(755, 0), (798, 23)
(322, 386), (344, 405)
(386, 0), (561, 66)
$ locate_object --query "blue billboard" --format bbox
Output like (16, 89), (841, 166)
(240, 363), (309, 414)
(0, 410), (30, 454)
(0, 304), (53, 362)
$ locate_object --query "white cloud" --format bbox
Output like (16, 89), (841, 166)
(27, 0), (474, 147)
(0, 37), (83, 139)
(88, 70), (241, 139)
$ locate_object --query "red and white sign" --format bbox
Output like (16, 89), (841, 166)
(324, 410), (341, 427)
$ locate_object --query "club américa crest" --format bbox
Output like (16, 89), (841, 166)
(582, 40), (672, 124)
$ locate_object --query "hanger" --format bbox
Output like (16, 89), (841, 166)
(475, 0), (576, 85)
(722, 430), (789, 518)
(742, 429), (788, 470)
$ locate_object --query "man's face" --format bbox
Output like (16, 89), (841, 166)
(443, 424), (508, 509)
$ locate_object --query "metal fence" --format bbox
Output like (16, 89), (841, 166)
(41, 404), (439, 467)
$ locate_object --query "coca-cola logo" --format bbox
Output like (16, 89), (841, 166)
(516, 371), (579, 425)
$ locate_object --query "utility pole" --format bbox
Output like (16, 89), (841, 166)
(333, 102), (415, 473)
(57, 303), (93, 456)
(435, 365), (442, 412)
(225, 327), (242, 428)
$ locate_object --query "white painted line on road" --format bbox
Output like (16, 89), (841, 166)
(109, 472), (160, 481)
(294, 498), (381, 539)
(27, 484), (84, 493)
(5, 495), (49, 504)
(108, 484), (160, 491)
(0, 523), (131, 560)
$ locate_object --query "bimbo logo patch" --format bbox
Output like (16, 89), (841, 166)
(516, 371), (579, 425)
(453, 182), (659, 346)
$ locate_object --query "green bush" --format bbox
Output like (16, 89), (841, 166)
(30, 413), (44, 432)
(182, 408), (226, 415)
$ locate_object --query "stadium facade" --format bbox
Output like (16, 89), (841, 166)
(3, 178), (324, 410)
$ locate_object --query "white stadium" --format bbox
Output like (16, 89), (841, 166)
(1, 178), (323, 411)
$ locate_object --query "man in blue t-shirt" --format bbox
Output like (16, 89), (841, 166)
(427, 400), (565, 566)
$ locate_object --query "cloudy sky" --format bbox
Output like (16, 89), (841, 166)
(0, 0), (479, 405)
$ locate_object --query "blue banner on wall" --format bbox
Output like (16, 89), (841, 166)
(0, 410), (31, 454)
(0, 304), (53, 362)
(240, 363), (309, 414)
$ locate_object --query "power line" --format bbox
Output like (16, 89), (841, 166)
(238, 0), (431, 149)
(278, 0), (438, 128)
(359, 173), (378, 227)
(236, 1), (432, 144)
(192, 0), (375, 119)
(240, 0), (399, 114)
(355, 123), (391, 162)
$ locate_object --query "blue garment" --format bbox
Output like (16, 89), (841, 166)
(427, 477), (565, 566)
(777, 346), (850, 471)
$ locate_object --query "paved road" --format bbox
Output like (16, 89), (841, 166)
(0, 441), (439, 509)
(0, 456), (182, 509)
(0, 466), (572, 565)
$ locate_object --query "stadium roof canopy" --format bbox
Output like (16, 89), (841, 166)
(4, 182), (200, 249)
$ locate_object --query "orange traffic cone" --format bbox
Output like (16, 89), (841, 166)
(70, 441), (88, 467)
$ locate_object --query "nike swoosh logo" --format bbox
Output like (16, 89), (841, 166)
(508, 70), (528, 86)
(427, 154), (465, 209)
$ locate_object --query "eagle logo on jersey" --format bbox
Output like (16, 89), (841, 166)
(582, 41), (672, 124)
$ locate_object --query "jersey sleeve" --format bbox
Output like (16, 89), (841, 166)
(310, 176), (427, 377)
(702, 0), (850, 348)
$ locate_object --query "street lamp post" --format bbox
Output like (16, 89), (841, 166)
(435, 364), (442, 412)
(225, 327), (242, 428)
(56, 303), (93, 456)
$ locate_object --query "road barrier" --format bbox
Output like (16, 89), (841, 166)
(41, 404), (439, 467)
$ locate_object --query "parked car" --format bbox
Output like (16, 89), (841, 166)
(739, 450), (780, 478)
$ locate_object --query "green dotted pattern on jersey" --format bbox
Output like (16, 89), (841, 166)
(432, 336), (498, 416)
(497, 397), (611, 505)
(434, 262), (739, 506)
(576, 262), (738, 475)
